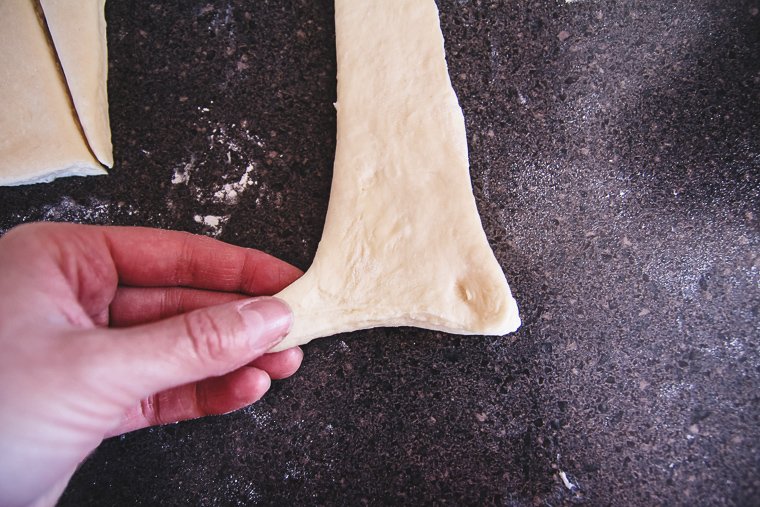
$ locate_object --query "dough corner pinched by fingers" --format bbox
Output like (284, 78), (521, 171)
(271, 0), (521, 352)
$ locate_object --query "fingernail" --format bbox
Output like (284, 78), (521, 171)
(238, 297), (293, 346)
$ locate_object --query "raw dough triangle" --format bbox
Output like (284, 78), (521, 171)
(0, 0), (104, 186)
(40, 0), (113, 167)
(272, 0), (520, 351)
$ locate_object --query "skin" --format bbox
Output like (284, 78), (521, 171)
(0, 223), (304, 507)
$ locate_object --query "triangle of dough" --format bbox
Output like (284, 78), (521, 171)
(40, 0), (113, 167)
(0, 0), (104, 186)
(272, 0), (520, 351)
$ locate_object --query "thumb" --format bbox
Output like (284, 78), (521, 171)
(100, 297), (293, 399)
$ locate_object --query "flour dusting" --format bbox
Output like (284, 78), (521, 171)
(168, 111), (270, 210)
(172, 156), (195, 185)
(4, 197), (137, 229)
(242, 404), (274, 429)
(193, 214), (229, 237)
(213, 164), (256, 204)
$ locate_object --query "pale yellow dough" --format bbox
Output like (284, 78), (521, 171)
(40, 0), (113, 167)
(272, 0), (521, 351)
(0, 0), (108, 186)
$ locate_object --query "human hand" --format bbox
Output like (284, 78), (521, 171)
(0, 223), (303, 507)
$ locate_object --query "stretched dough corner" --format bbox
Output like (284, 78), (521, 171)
(271, 0), (521, 351)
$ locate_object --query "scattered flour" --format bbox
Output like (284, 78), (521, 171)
(658, 381), (695, 401)
(165, 109), (281, 237)
(213, 164), (256, 204)
(209, 123), (243, 155)
(242, 404), (274, 429)
(3, 197), (137, 231)
(172, 156), (195, 185)
(193, 214), (230, 237)
(701, 335), (749, 362)
(644, 248), (713, 300)
(226, 478), (261, 505)
(283, 461), (307, 481)
(168, 114), (268, 210)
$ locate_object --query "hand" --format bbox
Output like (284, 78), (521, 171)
(0, 223), (303, 507)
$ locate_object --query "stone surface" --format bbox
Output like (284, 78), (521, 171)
(0, 0), (758, 505)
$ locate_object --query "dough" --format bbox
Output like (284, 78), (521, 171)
(40, 0), (113, 167)
(272, 0), (520, 351)
(0, 0), (105, 186)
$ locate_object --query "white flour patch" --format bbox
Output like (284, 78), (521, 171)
(213, 163), (256, 204)
(172, 156), (195, 185)
(193, 214), (229, 237)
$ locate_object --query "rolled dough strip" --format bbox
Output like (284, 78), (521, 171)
(0, 0), (104, 186)
(272, 0), (520, 351)
(40, 0), (114, 168)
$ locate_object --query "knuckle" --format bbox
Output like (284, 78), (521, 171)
(1, 222), (50, 245)
(140, 394), (164, 426)
(194, 382), (215, 417)
(160, 289), (181, 321)
(174, 233), (197, 286)
(1, 223), (83, 263)
(182, 310), (233, 365)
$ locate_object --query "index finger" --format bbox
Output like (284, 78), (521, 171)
(101, 226), (302, 294)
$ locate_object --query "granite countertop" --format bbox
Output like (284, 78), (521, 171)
(1, 0), (758, 505)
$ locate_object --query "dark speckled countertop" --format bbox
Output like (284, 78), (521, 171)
(1, 0), (759, 505)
